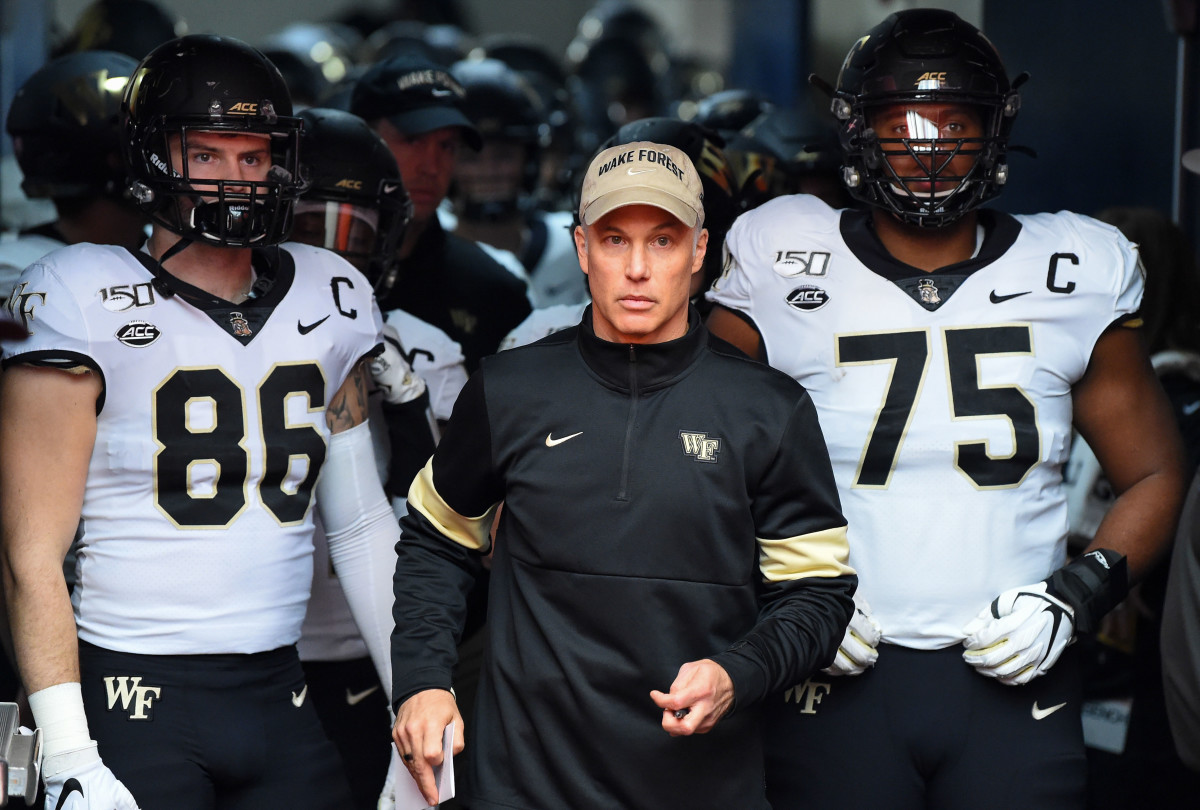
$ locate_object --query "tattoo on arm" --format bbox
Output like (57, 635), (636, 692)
(327, 360), (371, 433)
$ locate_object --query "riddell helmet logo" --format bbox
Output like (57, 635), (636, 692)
(228, 102), (259, 114)
(334, 178), (363, 190)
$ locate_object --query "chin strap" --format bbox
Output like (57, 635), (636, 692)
(146, 237), (192, 299)
(159, 236), (192, 263)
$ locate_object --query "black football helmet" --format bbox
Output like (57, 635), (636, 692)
(293, 108), (412, 296)
(6, 50), (139, 200)
(121, 35), (306, 247)
(604, 117), (739, 300)
(53, 0), (185, 61)
(691, 89), (773, 136)
(451, 58), (550, 219)
(827, 9), (1021, 227)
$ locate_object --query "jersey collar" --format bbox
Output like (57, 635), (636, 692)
(577, 304), (708, 392)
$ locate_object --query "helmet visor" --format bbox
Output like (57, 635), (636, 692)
(867, 102), (986, 202)
(292, 200), (380, 271)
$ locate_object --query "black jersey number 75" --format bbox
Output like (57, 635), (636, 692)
(836, 325), (1040, 490)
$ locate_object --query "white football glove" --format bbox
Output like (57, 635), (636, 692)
(822, 594), (883, 676)
(962, 581), (1075, 685)
(370, 326), (427, 405)
(376, 747), (399, 810)
(43, 743), (141, 810)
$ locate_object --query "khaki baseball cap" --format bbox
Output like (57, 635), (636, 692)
(578, 141), (705, 227)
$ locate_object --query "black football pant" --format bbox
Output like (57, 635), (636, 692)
(764, 643), (1086, 810)
(79, 640), (354, 810)
(301, 655), (391, 809)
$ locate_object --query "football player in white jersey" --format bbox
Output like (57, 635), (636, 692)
(0, 36), (398, 810)
(706, 10), (1188, 809)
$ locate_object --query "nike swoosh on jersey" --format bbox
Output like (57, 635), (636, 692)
(989, 290), (1031, 304)
(298, 315), (330, 335)
(291, 684), (308, 707)
(54, 778), (85, 810)
(1031, 700), (1066, 720)
(545, 431), (583, 447)
(1184, 400), (1200, 416)
(345, 685), (381, 706)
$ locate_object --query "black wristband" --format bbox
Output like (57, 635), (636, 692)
(1044, 548), (1129, 634)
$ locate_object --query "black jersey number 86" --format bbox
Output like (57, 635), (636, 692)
(836, 325), (1040, 489)
(152, 363), (327, 528)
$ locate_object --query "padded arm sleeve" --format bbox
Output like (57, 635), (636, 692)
(316, 420), (399, 698)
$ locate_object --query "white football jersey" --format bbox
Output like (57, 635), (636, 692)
(525, 209), (588, 308)
(299, 305), (468, 663)
(709, 196), (1143, 648)
(499, 302), (588, 351)
(3, 241), (382, 655)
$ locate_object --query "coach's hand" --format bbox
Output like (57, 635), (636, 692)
(962, 582), (1075, 685)
(43, 743), (141, 810)
(370, 325), (426, 405)
(822, 593), (882, 676)
(651, 659), (734, 736)
(392, 689), (464, 807)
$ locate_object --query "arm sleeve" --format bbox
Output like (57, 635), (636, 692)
(316, 420), (399, 698)
(1162, 469), (1200, 771)
(391, 370), (504, 709)
(709, 391), (857, 711)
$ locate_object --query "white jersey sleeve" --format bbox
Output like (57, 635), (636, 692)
(499, 302), (589, 351)
(384, 307), (468, 422)
(4, 242), (382, 656)
(711, 197), (1144, 648)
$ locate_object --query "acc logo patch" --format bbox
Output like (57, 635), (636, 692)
(115, 320), (160, 347)
(786, 286), (829, 311)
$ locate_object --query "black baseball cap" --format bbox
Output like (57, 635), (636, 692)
(351, 54), (482, 150)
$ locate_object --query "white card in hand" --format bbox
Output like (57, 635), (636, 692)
(393, 723), (456, 809)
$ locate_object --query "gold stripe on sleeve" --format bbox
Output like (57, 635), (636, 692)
(407, 459), (497, 551)
(759, 525), (854, 582)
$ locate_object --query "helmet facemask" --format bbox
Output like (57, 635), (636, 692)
(128, 121), (304, 247)
(842, 98), (1009, 228)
